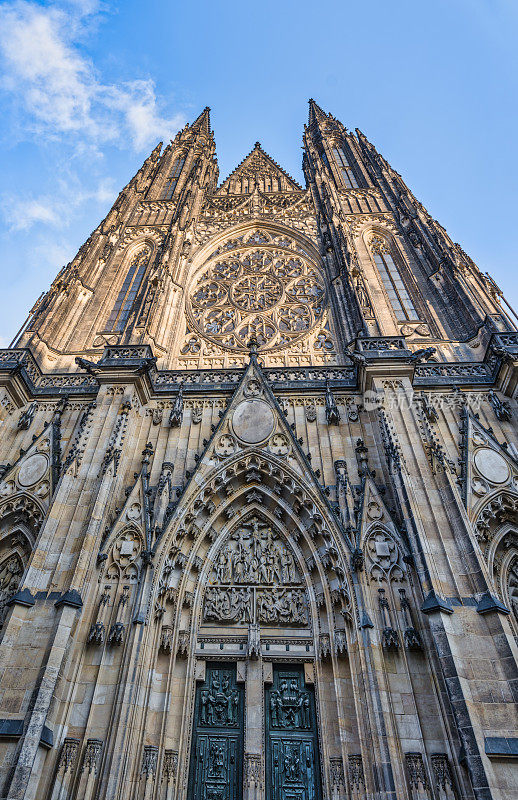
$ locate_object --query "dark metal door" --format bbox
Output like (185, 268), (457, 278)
(188, 663), (244, 800)
(265, 665), (322, 800)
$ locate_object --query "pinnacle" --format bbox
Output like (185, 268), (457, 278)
(191, 106), (212, 134)
(308, 98), (328, 125)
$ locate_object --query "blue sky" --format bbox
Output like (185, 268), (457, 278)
(0, 0), (517, 346)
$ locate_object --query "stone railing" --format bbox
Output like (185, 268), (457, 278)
(356, 336), (408, 353)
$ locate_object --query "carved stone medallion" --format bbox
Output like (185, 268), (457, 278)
(232, 400), (275, 444)
(474, 448), (509, 484)
(18, 454), (48, 487)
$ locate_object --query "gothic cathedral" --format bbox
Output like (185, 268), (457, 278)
(0, 102), (516, 800)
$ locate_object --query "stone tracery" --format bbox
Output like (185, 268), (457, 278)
(187, 229), (327, 353)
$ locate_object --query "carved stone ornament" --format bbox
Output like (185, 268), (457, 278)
(162, 749), (179, 784)
(330, 756), (346, 788)
(348, 753), (365, 790)
(474, 448), (509, 485)
(430, 754), (453, 791)
(17, 453), (48, 488)
(203, 518), (308, 625)
(58, 737), (80, 773)
(81, 738), (103, 775)
(187, 238), (327, 353)
(245, 753), (262, 788)
(141, 745), (158, 778)
(305, 403), (317, 422)
(231, 399), (275, 444)
(405, 752), (429, 792)
(0, 554), (23, 624)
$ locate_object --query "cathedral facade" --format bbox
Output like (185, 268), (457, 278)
(0, 101), (516, 800)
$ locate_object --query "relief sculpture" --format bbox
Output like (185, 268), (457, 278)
(209, 518), (299, 586)
(203, 518), (308, 626)
(199, 670), (240, 727)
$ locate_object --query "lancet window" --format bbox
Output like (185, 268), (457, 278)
(162, 155), (186, 199)
(331, 145), (358, 188)
(106, 247), (151, 333)
(369, 235), (418, 321)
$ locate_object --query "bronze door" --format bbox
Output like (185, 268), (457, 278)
(265, 665), (322, 800)
(188, 663), (244, 800)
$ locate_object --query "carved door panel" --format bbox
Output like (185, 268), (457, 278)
(265, 666), (322, 800)
(188, 663), (244, 800)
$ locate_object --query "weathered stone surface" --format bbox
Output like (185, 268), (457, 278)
(0, 102), (516, 800)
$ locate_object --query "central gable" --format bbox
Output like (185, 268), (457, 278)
(216, 142), (303, 195)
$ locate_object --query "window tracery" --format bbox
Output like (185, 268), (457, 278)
(188, 231), (327, 353)
(369, 235), (418, 321)
(106, 247), (151, 333)
(331, 145), (358, 188)
(162, 155), (186, 199)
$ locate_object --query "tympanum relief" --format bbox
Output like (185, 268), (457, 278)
(203, 517), (308, 626)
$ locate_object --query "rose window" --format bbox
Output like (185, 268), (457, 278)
(231, 275), (283, 311)
(188, 233), (327, 352)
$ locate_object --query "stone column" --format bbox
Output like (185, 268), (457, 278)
(244, 659), (263, 800)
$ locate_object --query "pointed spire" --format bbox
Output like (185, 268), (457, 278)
(308, 98), (328, 126)
(190, 106), (211, 135)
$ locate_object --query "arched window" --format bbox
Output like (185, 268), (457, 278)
(369, 235), (418, 320)
(106, 247), (151, 333)
(162, 155), (186, 199)
(331, 145), (358, 188)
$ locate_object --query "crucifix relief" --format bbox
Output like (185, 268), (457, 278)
(202, 518), (308, 626)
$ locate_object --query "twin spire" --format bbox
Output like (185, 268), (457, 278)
(166, 99), (334, 193)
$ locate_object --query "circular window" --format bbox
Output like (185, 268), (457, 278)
(187, 232), (326, 352)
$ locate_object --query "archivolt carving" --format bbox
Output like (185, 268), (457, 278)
(152, 451), (353, 632)
(0, 493), (45, 529)
(0, 522), (33, 626)
(474, 491), (518, 549)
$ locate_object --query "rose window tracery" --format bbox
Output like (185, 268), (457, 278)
(188, 232), (327, 352)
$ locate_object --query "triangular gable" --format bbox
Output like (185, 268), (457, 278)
(357, 476), (409, 584)
(460, 409), (518, 518)
(216, 142), (302, 195)
(0, 410), (63, 518)
(155, 347), (345, 551)
(97, 470), (149, 577)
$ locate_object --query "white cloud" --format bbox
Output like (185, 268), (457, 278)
(0, 1), (184, 150)
(2, 178), (116, 232)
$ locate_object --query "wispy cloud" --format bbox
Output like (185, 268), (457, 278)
(0, 0), (185, 150)
(2, 177), (115, 232)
